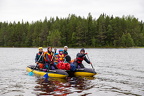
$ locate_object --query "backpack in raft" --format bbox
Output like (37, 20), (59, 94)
(57, 62), (70, 70)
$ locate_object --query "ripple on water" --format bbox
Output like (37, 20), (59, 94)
(0, 48), (144, 96)
(32, 76), (96, 96)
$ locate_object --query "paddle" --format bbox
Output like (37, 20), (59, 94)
(28, 52), (43, 76)
(86, 54), (95, 71)
(28, 70), (34, 76)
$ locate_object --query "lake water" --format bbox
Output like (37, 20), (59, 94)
(0, 48), (144, 96)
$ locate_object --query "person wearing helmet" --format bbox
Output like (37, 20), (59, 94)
(56, 49), (71, 70)
(58, 49), (65, 63)
(35, 47), (45, 69)
(74, 48), (92, 68)
(53, 53), (59, 65)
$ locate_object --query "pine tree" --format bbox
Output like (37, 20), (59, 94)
(47, 30), (61, 47)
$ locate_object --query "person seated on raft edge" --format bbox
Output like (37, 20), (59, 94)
(35, 47), (45, 70)
(74, 48), (92, 68)
(43, 47), (57, 70)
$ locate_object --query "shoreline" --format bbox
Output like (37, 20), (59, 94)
(0, 46), (144, 49)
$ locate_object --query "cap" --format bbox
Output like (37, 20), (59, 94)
(54, 53), (58, 55)
(64, 46), (68, 48)
(59, 49), (64, 52)
(80, 48), (85, 52)
(38, 47), (43, 49)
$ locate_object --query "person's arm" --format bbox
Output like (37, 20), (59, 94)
(84, 56), (91, 64)
(77, 53), (85, 57)
(35, 53), (38, 63)
(50, 52), (54, 63)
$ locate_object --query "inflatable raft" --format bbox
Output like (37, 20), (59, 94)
(66, 68), (96, 77)
(26, 65), (68, 78)
(26, 65), (97, 78)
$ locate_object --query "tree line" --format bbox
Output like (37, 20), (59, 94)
(0, 13), (144, 47)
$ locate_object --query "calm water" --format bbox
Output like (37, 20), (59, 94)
(0, 48), (144, 96)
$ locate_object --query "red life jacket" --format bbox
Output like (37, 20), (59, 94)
(76, 57), (84, 63)
(44, 51), (53, 62)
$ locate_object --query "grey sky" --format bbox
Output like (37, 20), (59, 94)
(0, 0), (144, 22)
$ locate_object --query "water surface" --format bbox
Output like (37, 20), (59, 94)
(0, 48), (144, 96)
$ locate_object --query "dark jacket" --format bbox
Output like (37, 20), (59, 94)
(63, 50), (68, 56)
(76, 53), (90, 64)
(35, 52), (44, 63)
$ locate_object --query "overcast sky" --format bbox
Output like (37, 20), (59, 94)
(0, 0), (144, 23)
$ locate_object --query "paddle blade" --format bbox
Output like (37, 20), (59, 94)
(28, 71), (34, 76)
(43, 73), (49, 78)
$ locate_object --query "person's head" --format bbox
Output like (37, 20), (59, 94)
(65, 55), (71, 63)
(80, 48), (85, 54)
(38, 47), (43, 52)
(64, 46), (68, 51)
(59, 49), (64, 54)
(54, 53), (58, 56)
(47, 47), (52, 52)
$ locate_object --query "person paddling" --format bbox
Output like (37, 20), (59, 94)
(35, 47), (44, 70)
(74, 48), (92, 68)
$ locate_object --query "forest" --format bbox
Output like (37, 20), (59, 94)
(0, 13), (144, 47)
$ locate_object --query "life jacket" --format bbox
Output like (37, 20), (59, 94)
(38, 63), (44, 69)
(58, 54), (65, 62)
(54, 55), (58, 63)
(57, 62), (70, 70)
(70, 59), (75, 63)
(76, 57), (84, 64)
(44, 51), (53, 62)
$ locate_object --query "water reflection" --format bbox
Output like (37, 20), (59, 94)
(34, 77), (96, 96)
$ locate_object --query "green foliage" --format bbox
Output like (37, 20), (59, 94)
(120, 33), (135, 47)
(47, 30), (61, 47)
(0, 13), (144, 47)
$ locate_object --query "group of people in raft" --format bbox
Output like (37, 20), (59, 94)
(35, 46), (92, 71)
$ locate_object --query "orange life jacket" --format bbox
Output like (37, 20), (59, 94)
(54, 55), (58, 63)
(70, 59), (75, 63)
(44, 51), (53, 62)
(58, 54), (65, 62)
(38, 63), (44, 69)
